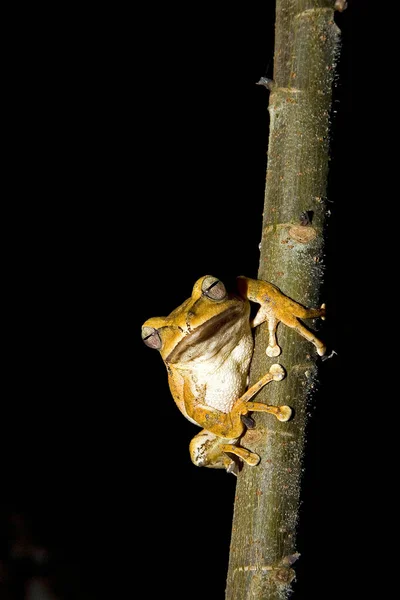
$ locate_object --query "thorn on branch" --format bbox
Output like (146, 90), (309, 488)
(334, 0), (348, 11)
(256, 77), (275, 91)
(299, 210), (314, 226)
(321, 349), (338, 362)
(279, 552), (301, 567)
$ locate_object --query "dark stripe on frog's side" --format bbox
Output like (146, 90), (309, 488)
(166, 303), (246, 364)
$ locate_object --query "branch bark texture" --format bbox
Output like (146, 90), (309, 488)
(225, 1), (341, 598)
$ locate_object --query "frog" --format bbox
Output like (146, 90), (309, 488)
(141, 275), (326, 474)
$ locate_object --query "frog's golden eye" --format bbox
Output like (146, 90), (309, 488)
(142, 326), (162, 350)
(201, 276), (227, 301)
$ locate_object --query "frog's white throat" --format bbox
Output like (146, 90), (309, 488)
(165, 303), (249, 365)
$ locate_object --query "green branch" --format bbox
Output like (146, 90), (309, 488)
(225, 1), (342, 598)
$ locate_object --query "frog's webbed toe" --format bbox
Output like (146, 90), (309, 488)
(266, 344), (281, 357)
(276, 405), (292, 422)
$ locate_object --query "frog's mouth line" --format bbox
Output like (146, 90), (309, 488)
(166, 303), (245, 364)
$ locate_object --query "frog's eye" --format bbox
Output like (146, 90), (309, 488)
(201, 276), (227, 301)
(142, 326), (162, 350)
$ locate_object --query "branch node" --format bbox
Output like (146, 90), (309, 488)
(272, 567), (296, 585)
(279, 552), (300, 567)
(256, 77), (275, 91)
(288, 224), (317, 244)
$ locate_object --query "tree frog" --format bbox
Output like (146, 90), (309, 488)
(141, 275), (326, 474)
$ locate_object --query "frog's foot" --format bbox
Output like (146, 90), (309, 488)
(221, 444), (260, 466)
(245, 401), (292, 422)
(189, 431), (259, 471)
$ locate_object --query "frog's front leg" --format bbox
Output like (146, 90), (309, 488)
(237, 276), (326, 357)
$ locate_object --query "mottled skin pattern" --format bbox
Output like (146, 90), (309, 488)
(142, 275), (325, 473)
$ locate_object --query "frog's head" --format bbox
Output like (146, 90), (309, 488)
(141, 275), (249, 364)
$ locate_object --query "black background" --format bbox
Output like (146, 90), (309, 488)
(3, 2), (380, 599)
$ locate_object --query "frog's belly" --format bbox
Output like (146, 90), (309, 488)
(194, 334), (254, 414)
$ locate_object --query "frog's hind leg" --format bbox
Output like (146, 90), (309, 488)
(189, 430), (259, 474)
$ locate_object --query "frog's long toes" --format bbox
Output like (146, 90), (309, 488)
(269, 364), (286, 381)
(266, 345), (281, 358)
